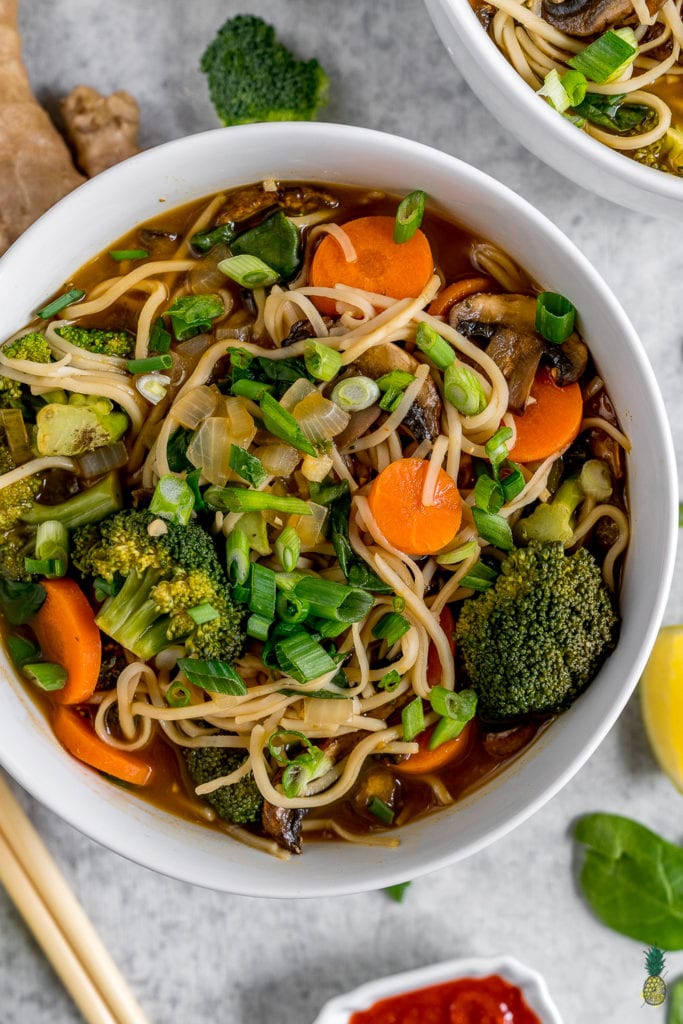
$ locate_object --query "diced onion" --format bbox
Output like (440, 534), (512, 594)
(187, 417), (232, 485)
(223, 397), (256, 448)
(258, 444), (301, 477)
(288, 502), (328, 549)
(172, 385), (218, 429)
(304, 697), (355, 727)
(280, 377), (317, 412)
(136, 373), (170, 405)
(301, 453), (334, 482)
(292, 391), (350, 442)
(76, 441), (129, 480)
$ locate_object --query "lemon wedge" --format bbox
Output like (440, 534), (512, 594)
(641, 625), (683, 792)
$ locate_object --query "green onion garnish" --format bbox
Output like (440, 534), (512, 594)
(218, 254), (280, 289)
(259, 391), (317, 456)
(471, 507), (514, 550)
(304, 340), (343, 382)
(429, 688), (478, 749)
(23, 661), (67, 691)
(444, 362), (488, 416)
(379, 389), (403, 413)
(461, 562), (499, 592)
(187, 603), (219, 625)
(24, 557), (64, 578)
(485, 427), (513, 479)
(313, 618), (351, 639)
(109, 249), (148, 262)
(376, 370), (415, 392)
(191, 223), (236, 252)
(473, 474), (504, 515)
(568, 28), (637, 84)
(231, 379), (273, 401)
(166, 681), (192, 708)
(332, 376), (381, 413)
(247, 613), (272, 641)
(275, 526), (301, 573)
(166, 294), (224, 341)
(538, 69), (572, 114)
(35, 520), (68, 573)
(127, 354), (173, 374)
(149, 474), (195, 526)
(136, 373), (170, 405)
(415, 322), (455, 371)
(393, 190), (426, 244)
(436, 540), (479, 567)
(367, 796), (395, 824)
(268, 728), (312, 765)
(249, 563), (277, 620)
(149, 318), (171, 354)
(393, 595), (406, 613)
(372, 612), (411, 645)
(402, 696), (425, 742)
(229, 444), (267, 487)
(204, 485), (312, 517)
(275, 632), (337, 683)
(7, 635), (40, 668)
(35, 289), (85, 319)
(535, 292), (576, 344)
(378, 669), (402, 691)
(501, 464), (525, 502)
(177, 658), (247, 695)
(276, 591), (310, 624)
(282, 745), (331, 798)
(561, 70), (588, 107)
(293, 576), (373, 624)
(225, 529), (251, 586)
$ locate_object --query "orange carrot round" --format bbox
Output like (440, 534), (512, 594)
(396, 720), (474, 776)
(368, 458), (462, 556)
(509, 367), (583, 463)
(30, 578), (101, 705)
(427, 276), (497, 317)
(51, 706), (153, 786)
(309, 216), (433, 314)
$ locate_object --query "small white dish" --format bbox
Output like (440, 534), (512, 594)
(311, 955), (563, 1023)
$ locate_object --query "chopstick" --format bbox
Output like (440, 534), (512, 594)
(0, 772), (151, 1024)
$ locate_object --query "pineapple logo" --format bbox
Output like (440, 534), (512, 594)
(642, 946), (667, 1006)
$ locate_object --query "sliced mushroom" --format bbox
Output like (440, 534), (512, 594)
(334, 404), (383, 449)
(355, 343), (442, 442)
(261, 800), (305, 855)
(217, 183), (339, 227)
(542, 333), (588, 385)
(484, 327), (544, 414)
(542, 0), (633, 35)
(450, 293), (539, 334)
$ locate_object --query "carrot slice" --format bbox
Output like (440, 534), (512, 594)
(51, 706), (153, 786)
(427, 276), (498, 317)
(509, 366), (583, 463)
(368, 458), (462, 556)
(30, 578), (101, 705)
(427, 606), (456, 686)
(396, 720), (474, 776)
(309, 216), (433, 314)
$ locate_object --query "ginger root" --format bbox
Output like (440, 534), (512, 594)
(61, 85), (141, 178)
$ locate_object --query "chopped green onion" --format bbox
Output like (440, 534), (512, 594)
(275, 632), (337, 683)
(485, 427), (513, 479)
(293, 576), (374, 623)
(332, 376), (381, 412)
(415, 322), (455, 371)
(428, 687), (477, 749)
(218, 254), (279, 289)
(233, 584), (250, 604)
(149, 318), (171, 353)
(461, 562), (499, 591)
(275, 572), (302, 592)
(35, 289), (85, 319)
(372, 612), (411, 645)
(436, 540), (479, 566)
(229, 444), (267, 487)
(275, 526), (301, 573)
(568, 29), (637, 84)
(231, 379), (273, 401)
(313, 618), (351, 639)
(282, 746), (331, 797)
(276, 591), (310, 624)
(259, 391), (317, 456)
(187, 603), (219, 625)
(402, 696), (425, 742)
(444, 362), (488, 416)
(430, 716), (469, 749)
(378, 669), (402, 691)
(471, 507), (514, 550)
(166, 681), (191, 708)
(561, 70), (588, 106)
(376, 370), (416, 392)
(379, 388), (403, 413)
(23, 661), (67, 691)
(109, 249), (148, 261)
(393, 595), (406, 613)
(385, 881), (411, 902)
(35, 521), (68, 572)
(501, 464), (525, 502)
(474, 474), (504, 514)
(135, 373), (170, 405)
(225, 529), (251, 586)
(268, 728), (312, 765)
(166, 294), (224, 340)
(249, 563), (277, 620)
(149, 474), (195, 526)
(538, 69), (572, 114)
(24, 557), (64, 577)
(393, 190), (426, 244)
(204, 485), (312, 517)
(367, 796), (395, 824)
(535, 292), (576, 344)
(247, 613), (272, 641)
(185, 467), (206, 512)
(190, 223), (236, 252)
(304, 340), (343, 382)
(177, 658), (247, 695)
(127, 354), (173, 374)
(7, 635), (39, 668)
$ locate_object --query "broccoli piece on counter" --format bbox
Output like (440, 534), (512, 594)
(201, 14), (329, 126)
(184, 746), (263, 825)
(56, 325), (135, 358)
(456, 542), (619, 720)
(72, 509), (245, 663)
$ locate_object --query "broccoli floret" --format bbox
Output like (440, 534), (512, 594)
(35, 398), (128, 457)
(634, 126), (683, 176)
(56, 326), (134, 358)
(514, 477), (583, 545)
(0, 332), (52, 408)
(184, 747), (263, 825)
(72, 509), (245, 663)
(0, 533), (32, 581)
(456, 542), (619, 720)
(0, 439), (41, 531)
(201, 14), (329, 127)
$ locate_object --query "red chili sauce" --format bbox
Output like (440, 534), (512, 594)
(349, 974), (541, 1024)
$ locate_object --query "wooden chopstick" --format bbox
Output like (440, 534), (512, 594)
(0, 772), (151, 1024)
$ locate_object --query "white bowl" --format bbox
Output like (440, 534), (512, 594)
(0, 123), (676, 896)
(425, 0), (683, 218)
(312, 956), (563, 1023)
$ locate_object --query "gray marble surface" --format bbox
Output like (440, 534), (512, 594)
(2, 1), (683, 1021)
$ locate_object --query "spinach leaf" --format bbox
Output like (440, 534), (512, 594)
(573, 93), (652, 134)
(231, 211), (300, 279)
(0, 579), (46, 625)
(166, 293), (224, 340)
(166, 427), (194, 472)
(575, 813), (683, 948)
(227, 349), (312, 399)
(327, 488), (392, 594)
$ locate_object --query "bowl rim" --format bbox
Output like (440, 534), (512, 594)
(0, 122), (677, 895)
(423, 0), (683, 204)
